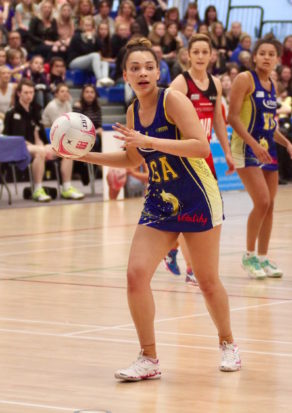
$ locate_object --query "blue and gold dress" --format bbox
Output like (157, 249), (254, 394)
(133, 88), (223, 232)
(231, 70), (278, 171)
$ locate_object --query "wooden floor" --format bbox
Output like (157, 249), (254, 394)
(0, 185), (291, 413)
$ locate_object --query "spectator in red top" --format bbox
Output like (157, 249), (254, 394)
(281, 35), (292, 68)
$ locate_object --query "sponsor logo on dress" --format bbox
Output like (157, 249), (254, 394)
(191, 94), (200, 100)
(263, 99), (277, 110)
(156, 125), (168, 132)
(177, 213), (208, 225)
(256, 91), (265, 98)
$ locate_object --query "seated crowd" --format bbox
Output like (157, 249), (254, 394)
(0, 0), (291, 201)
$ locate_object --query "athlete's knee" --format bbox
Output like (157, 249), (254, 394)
(254, 193), (270, 214)
(127, 264), (149, 293)
(197, 275), (221, 296)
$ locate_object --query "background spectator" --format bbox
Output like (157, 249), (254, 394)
(135, 0), (156, 37)
(22, 55), (51, 108)
(55, 3), (75, 60)
(163, 7), (180, 29)
(6, 48), (28, 82)
(152, 43), (171, 87)
(3, 79), (51, 202)
(182, 2), (201, 32)
(5, 30), (27, 61)
(74, 0), (95, 28)
(148, 21), (165, 46)
(110, 22), (130, 59)
(230, 33), (252, 65)
(115, 0), (136, 32)
(278, 65), (292, 97)
(178, 23), (195, 48)
(226, 62), (239, 82)
(226, 21), (242, 57)
(281, 35), (292, 67)
(171, 46), (189, 79)
(94, 0), (115, 36)
(47, 56), (66, 94)
(27, 0), (59, 61)
(14, 0), (37, 44)
(0, 65), (15, 123)
(203, 5), (218, 30)
(68, 15), (114, 87)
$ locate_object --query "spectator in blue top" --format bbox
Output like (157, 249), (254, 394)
(230, 33), (252, 65)
(152, 44), (171, 87)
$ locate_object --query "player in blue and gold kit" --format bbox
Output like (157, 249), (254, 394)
(81, 37), (241, 380)
(229, 35), (292, 279)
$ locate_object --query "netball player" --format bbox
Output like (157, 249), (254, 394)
(228, 35), (292, 279)
(165, 33), (235, 285)
(80, 38), (241, 380)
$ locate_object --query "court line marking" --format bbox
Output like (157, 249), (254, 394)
(0, 240), (131, 258)
(1, 314), (291, 346)
(3, 277), (292, 303)
(0, 316), (104, 329)
(0, 300), (292, 344)
(0, 399), (82, 411)
(0, 205), (290, 240)
(1, 265), (292, 292)
(0, 327), (291, 358)
(118, 328), (292, 346)
(64, 299), (292, 336)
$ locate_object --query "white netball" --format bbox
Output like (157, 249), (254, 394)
(50, 112), (96, 159)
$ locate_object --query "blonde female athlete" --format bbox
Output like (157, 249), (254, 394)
(81, 38), (241, 380)
(165, 33), (235, 285)
(228, 36), (292, 279)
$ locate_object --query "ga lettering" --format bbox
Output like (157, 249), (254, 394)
(149, 156), (178, 183)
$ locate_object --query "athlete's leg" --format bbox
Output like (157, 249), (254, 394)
(127, 226), (178, 358)
(183, 225), (232, 341)
(257, 170), (278, 255)
(237, 167), (270, 252)
(178, 233), (192, 269)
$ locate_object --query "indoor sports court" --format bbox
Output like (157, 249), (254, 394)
(0, 185), (291, 413)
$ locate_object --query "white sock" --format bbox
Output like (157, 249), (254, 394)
(246, 251), (255, 257)
(34, 183), (42, 191)
(63, 181), (71, 191)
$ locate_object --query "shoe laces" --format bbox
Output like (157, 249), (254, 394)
(221, 341), (237, 363)
(249, 256), (261, 270)
(262, 259), (277, 269)
(128, 355), (156, 375)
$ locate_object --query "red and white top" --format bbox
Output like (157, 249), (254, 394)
(182, 71), (218, 177)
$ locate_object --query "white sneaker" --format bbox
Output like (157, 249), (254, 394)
(220, 341), (241, 372)
(261, 259), (283, 278)
(97, 77), (115, 87)
(115, 352), (161, 382)
(242, 253), (266, 279)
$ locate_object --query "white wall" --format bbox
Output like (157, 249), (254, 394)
(231, 0), (292, 20)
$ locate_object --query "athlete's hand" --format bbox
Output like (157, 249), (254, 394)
(225, 153), (236, 175)
(252, 143), (272, 164)
(113, 123), (152, 149)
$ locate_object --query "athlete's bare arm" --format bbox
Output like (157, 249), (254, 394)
(212, 76), (235, 174)
(169, 73), (188, 94)
(113, 89), (210, 159)
(227, 72), (272, 164)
